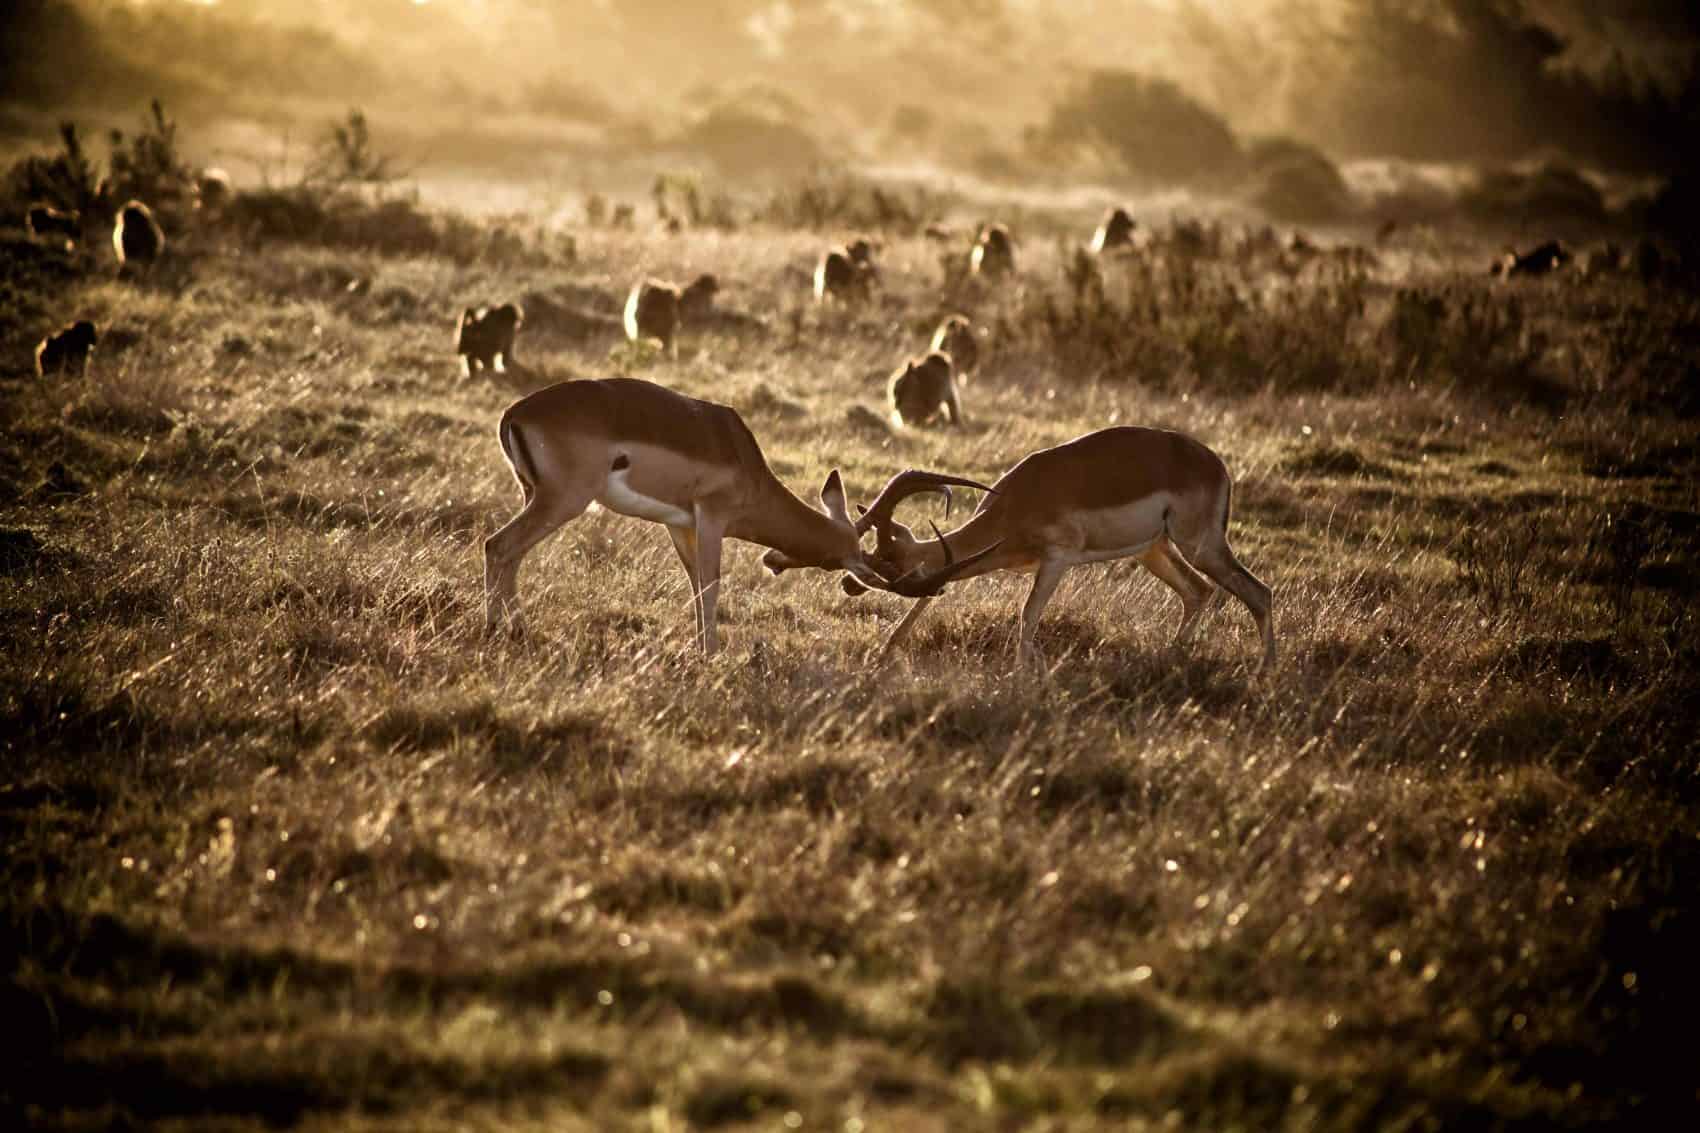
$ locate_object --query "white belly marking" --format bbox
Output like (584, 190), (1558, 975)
(600, 467), (693, 526)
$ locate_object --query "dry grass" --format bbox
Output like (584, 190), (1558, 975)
(3, 204), (1698, 1130)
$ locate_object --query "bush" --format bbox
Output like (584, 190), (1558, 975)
(306, 110), (402, 189)
(1242, 137), (1355, 223)
(523, 77), (615, 124)
(1037, 69), (1242, 186)
(2, 122), (102, 215)
(675, 107), (823, 177)
(229, 188), (537, 266)
(757, 172), (943, 234)
(105, 98), (194, 206)
(1459, 162), (1607, 227)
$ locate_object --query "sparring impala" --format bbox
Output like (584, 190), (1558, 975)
(823, 426), (1276, 669)
(483, 378), (997, 654)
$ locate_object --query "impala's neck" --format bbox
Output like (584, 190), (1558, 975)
(731, 473), (853, 567)
(912, 507), (1006, 572)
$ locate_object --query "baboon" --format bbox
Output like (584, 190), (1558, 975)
(1089, 207), (1137, 254)
(113, 200), (165, 269)
(969, 223), (1015, 278)
(455, 303), (524, 376)
(888, 350), (963, 428)
(27, 205), (80, 249)
(1493, 241), (1570, 278)
(623, 274), (719, 357)
(1582, 243), (1624, 280)
(34, 320), (98, 378)
(196, 168), (233, 213)
(1632, 239), (1666, 284)
(814, 239), (879, 304)
(928, 313), (979, 379)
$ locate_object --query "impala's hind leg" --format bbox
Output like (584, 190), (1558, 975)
(483, 485), (595, 638)
(1138, 536), (1217, 646)
(1188, 533), (1275, 669)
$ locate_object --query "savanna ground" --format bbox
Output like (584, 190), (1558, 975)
(3, 166), (1699, 1131)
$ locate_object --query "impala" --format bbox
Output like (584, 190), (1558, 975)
(836, 426), (1276, 669)
(483, 378), (996, 653)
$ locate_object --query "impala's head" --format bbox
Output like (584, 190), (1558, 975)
(761, 469), (998, 597)
(758, 469), (865, 577)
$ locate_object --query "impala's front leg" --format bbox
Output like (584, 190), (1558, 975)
(1017, 560), (1066, 668)
(693, 508), (727, 655)
(667, 525), (703, 646)
(878, 596), (935, 663)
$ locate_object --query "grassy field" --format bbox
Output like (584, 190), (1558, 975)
(3, 191), (1698, 1130)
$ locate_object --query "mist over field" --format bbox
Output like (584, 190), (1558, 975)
(4, 2), (1700, 1131)
(5, 0), (1696, 223)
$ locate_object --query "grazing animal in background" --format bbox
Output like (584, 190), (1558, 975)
(814, 239), (880, 304)
(928, 313), (979, 379)
(970, 223), (1015, 278)
(455, 302), (524, 376)
(841, 427), (1276, 670)
(1582, 243), (1624, 279)
(889, 350), (964, 428)
(1090, 207), (1138, 254)
(112, 200), (165, 269)
(623, 274), (719, 357)
(923, 222), (956, 242)
(27, 205), (80, 249)
(34, 320), (98, 378)
(1493, 241), (1571, 278)
(483, 378), (994, 653)
(1633, 239), (1666, 284)
(195, 168), (233, 213)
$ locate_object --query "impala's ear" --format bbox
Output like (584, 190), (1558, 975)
(821, 469), (851, 524)
(841, 575), (871, 597)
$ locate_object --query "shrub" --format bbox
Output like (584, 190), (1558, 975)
(2, 122), (101, 215)
(106, 98), (193, 205)
(1037, 69), (1242, 186)
(1448, 516), (1541, 619)
(1242, 137), (1355, 223)
(757, 172), (942, 234)
(674, 106), (822, 178)
(306, 109), (402, 189)
(1459, 162), (1607, 227)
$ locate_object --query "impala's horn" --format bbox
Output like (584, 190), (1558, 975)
(873, 531), (1004, 599)
(855, 470), (995, 537)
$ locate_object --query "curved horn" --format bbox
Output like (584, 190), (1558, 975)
(857, 523), (1002, 599)
(856, 470), (996, 536)
(881, 537), (1004, 598)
